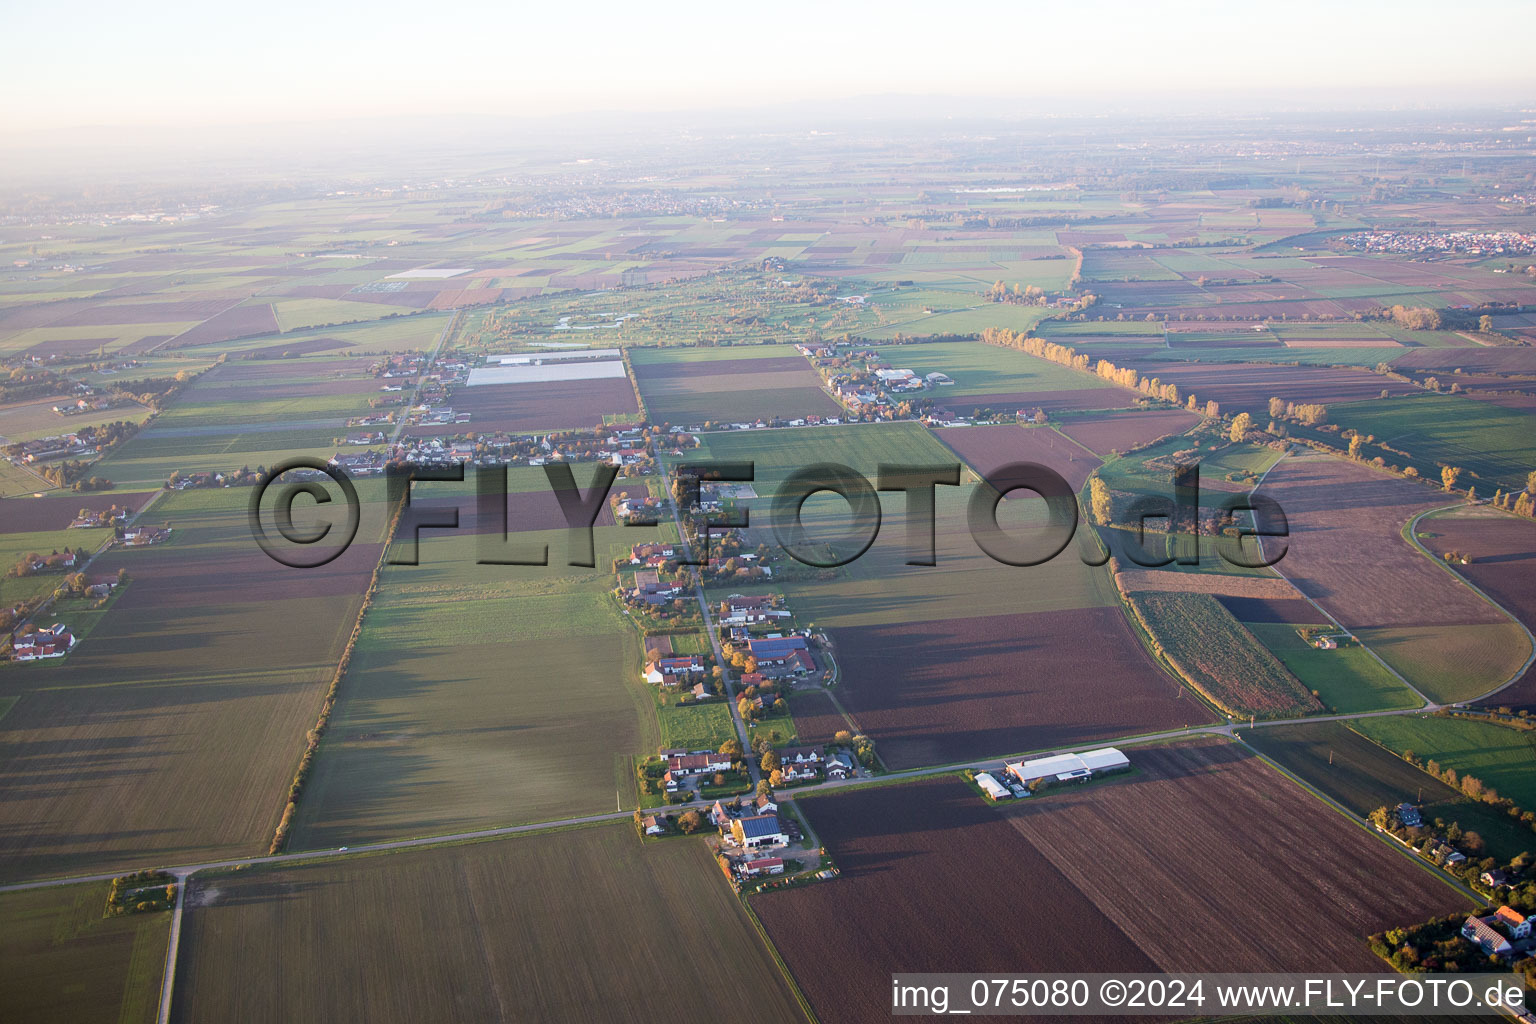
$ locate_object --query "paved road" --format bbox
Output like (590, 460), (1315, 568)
(665, 469), (761, 786)
(390, 311), (458, 446)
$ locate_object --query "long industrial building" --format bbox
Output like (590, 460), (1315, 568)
(1004, 747), (1131, 787)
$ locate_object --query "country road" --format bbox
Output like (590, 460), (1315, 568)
(665, 467), (762, 786)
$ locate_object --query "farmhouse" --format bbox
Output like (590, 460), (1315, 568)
(644, 654), (705, 685)
(641, 815), (665, 836)
(1462, 915), (1514, 957)
(11, 623), (76, 661)
(120, 526), (171, 547)
(667, 752), (732, 776)
(1005, 747), (1131, 788)
(1493, 906), (1533, 939)
(1396, 803), (1423, 828)
(747, 636), (818, 675)
(825, 753), (856, 779)
(731, 814), (788, 850)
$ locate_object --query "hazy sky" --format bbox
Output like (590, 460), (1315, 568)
(5, 0), (1534, 133)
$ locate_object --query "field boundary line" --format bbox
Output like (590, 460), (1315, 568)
(738, 897), (820, 1024)
(1400, 504), (1536, 705)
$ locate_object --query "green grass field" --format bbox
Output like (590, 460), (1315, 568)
(870, 340), (1115, 398)
(1351, 714), (1536, 810)
(290, 525), (658, 849)
(172, 824), (806, 1023)
(1328, 393), (1536, 494)
(0, 880), (170, 1024)
(1244, 720), (1536, 863)
(1246, 623), (1421, 714)
(657, 699), (736, 751)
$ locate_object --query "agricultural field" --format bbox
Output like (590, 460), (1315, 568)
(1120, 362), (1418, 414)
(754, 740), (1471, 1024)
(630, 343), (837, 425)
(458, 271), (881, 350)
(429, 376), (640, 433)
(1328, 392), (1536, 494)
(828, 608), (1205, 768)
(692, 422), (1206, 766)
(0, 484), (395, 880)
(871, 340), (1133, 415)
(1056, 407), (1200, 455)
(173, 824), (806, 1023)
(289, 517), (655, 849)
(1124, 591), (1321, 718)
(89, 356), (383, 489)
(1414, 507), (1536, 708)
(1352, 714), (1536, 811)
(1255, 450), (1529, 701)
(1244, 622), (1421, 713)
(933, 421), (1102, 489)
(0, 880), (170, 1024)
(1245, 721), (1536, 863)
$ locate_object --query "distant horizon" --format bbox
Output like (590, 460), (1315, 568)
(5, 0), (1535, 137)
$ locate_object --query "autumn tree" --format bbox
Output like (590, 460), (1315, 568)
(1442, 465), (1462, 492)
(1089, 477), (1113, 526)
(1229, 412), (1251, 442)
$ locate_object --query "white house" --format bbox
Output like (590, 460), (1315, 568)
(975, 772), (1011, 800)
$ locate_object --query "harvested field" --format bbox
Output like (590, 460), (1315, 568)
(752, 778), (1156, 1024)
(0, 487), (393, 880)
(1245, 721), (1536, 863)
(245, 337), (349, 358)
(756, 743), (1470, 1023)
(1137, 364), (1416, 411)
(638, 385), (841, 426)
(997, 740), (1472, 969)
(162, 304), (279, 348)
(1058, 409), (1200, 455)
(0, 880), (170, 1024)
(631, 355), (814, 381)
(630, 344), (838, 424)
(1115, 569), (1298, 599)
(831, 607), (1205, 769)
(787, 690), (849, 745)
(934, 423), (1102, 490)
(1416, 508), (1536, 708)
(942, 387), (1136, 415)
(1218, 595), (1324, 623)
(1255, 451), (1525, 700)
(19, 336), (115, 359)
(422, 378), (639, 433)
(49, 299), (238, 326)
(174, 824), (804, 1024)
(1393, 348), (1536, 374)
(0, 490), (156, 532)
